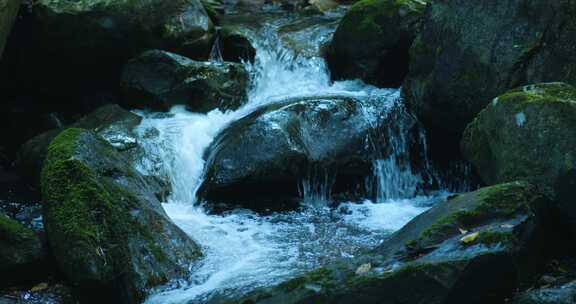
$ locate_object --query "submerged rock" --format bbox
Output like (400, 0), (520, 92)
(232, 182), (551, 303)
(198, 94), (419, 210)
(462, 83), (576, 231)
(0, 213), (46, 287)
(16, 104), (142, 187)
(41, 128), (201, 303)
(326, 0), (426, 87)
(403, 0), (576, 137)
(0, 0), (20, 59)
(32, 0), (214, 58)
(121, 50), (249, 112)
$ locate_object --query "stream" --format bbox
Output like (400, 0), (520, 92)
(132, 8), (466, 304)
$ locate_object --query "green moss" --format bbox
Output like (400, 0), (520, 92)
(0, 214), (36, 243)
(475, 230), (518, 246)
(414, 182), (532, 247)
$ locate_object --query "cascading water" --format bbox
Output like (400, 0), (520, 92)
(134, 11), (465, 304)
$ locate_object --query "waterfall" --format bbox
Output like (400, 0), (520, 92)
(138, 13), (458, 304)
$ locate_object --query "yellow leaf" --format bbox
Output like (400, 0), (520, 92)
(460, 232), (480, 244)
(355, 263), (371, 275)
(31, 282), (49, 292)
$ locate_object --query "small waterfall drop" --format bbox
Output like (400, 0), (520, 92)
(137, 12), (462, 304)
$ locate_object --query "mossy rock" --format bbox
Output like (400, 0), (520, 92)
(326, 0), (427, 87)
(33, 0), (214, 58)
(220, 182), (550, 303)
(462, 83), (576, 231)
(403, 0), (576, 138)
(513, 280), (576, 304)
(41, 128), (201, 303)
(0, 213), (46, 287)
(121, 50), (249, 112)
(0, 0), (20, 59)
(16, 104), (142, 187)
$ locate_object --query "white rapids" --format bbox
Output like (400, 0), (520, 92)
(133, 13), (461, 304)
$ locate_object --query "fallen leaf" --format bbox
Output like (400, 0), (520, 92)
(31, 282), (49, 293)
(355, 263), (371, 275)
(458, 228), (468, 235)
(460, 232), (480, 244)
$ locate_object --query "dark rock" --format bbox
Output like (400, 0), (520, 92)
(198, 95), (419, 210)
(513, 281), (576, 304)
(219, 26), (256, 63)
(326, 0), (426, 87)
(121, 50), (249, 112)
(0, 213), (46, 287)
(0, 283), (75, 304)
(32, 0), (214, 59)
(41, 128), (201, 304)
(403, 0), (576, 137)
(16, 104), (142, 187)
(230, 182), (551, 304)
(462, 83), (576, 231)
(0, 0), (20, 58)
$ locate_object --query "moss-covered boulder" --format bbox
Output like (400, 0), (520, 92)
(0, 0), (20, 59)
(16, 104), (142, 187)
(121, 50), (249, 112)
(198, 95), (418, 210)
(0, 213), (46, 287)
(462, 83), (576, 230)
(230, 182), (550, 303)
(33, 0), (214, 58)
(326, 0), (427, 87)
(403, 0), (576, 138)
(41, 128), (201, 303)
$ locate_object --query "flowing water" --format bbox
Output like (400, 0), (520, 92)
(135, 10), (466, 304)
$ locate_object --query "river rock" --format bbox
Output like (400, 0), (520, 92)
(0, 213), (46, 287)
(233, 182), (551, 303)
(326, 0), (426, 87)
(403, 0), (576, 138)
(462, 83), (576, 232)
(198, 94), (418, 210)
(32, 0), (214, 59)
(41, 128), (202, 303)
(513, 280), (576, 304)
(16, 104), (142, 187)
(0, 0), (20, 59)
(121, 50), (249, 112)
(220, 26), (256, 63)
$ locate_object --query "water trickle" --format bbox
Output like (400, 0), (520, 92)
(137, 13), (460, 304)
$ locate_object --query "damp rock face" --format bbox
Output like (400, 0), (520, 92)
(0, 0), (20, 58)
(326, 0), (427, 87)
(41, 128), (202, 304)
(121, 50), (249, 112)
(198, 94), (419, 210)
(462, 82), (576, 232)
(32, 0), (214, 58)
(403, 0), (576, 137)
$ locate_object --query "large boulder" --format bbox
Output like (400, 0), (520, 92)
(32, 0), (214, 58)
(16, 104), (142, 187)
(198, 95), (419, 210)
(41, 128), (201, 303)
(403, 0), (576, 137)
(0, 0), (20, 59)
(0, 213), (46, 287)
(462, 83), (576, 230)
(326, 0), (427, 87)
(121, 50), (249, 112)
(231, 182), (551, 303)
